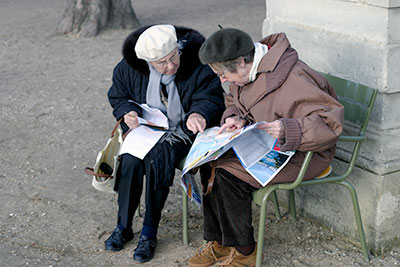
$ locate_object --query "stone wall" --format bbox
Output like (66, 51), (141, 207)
(263, 0), (400, 252)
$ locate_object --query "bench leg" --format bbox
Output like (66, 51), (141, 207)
(271, 190), (281, 220)
(289, 189), (297, 220)
(255, 188), (276, 267)
(340, 181), (370, 262)
(182, 188), (189, 245)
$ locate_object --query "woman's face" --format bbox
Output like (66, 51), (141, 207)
(218, 68), (250, 86)
(150, 48), (181, 76)
(210, 58), (251, 86)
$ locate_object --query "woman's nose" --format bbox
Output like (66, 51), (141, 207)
(166, 61), (176, 70)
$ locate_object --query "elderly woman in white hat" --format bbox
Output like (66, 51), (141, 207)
(105, 24), (225, 263)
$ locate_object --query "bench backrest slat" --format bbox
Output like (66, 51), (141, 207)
(319, 73), (377, 134)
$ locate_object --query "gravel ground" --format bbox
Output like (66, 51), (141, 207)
(0, 0), (399, 266)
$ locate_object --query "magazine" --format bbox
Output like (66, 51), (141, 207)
(180, 121), (295, 205)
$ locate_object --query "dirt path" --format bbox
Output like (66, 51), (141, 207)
(0, 0), (399, 266)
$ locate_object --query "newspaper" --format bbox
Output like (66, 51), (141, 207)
(128, 100), (169, 130)
(119, 101), (168, 160)
(233, 133), (295, 187)
(181, 172), (202, 208)
(180, 122), (295, 205)
(181, 123), (260, 175)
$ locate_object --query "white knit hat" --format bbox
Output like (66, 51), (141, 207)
(135, 25), (177, 62)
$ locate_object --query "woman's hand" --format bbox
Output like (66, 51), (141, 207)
(123, 111), (139, 129)
(187, 113), (206, 134)
(257, 120), (285, 139)
(218, 116), (246, 134)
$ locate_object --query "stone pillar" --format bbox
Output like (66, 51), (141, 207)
(263, 0), (400, 252)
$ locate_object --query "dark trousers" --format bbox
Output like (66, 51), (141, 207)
(116, 153), (169, 230)
(203, 168), (258, 247)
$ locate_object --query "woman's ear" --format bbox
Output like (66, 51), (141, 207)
(238, 57), (246, 67)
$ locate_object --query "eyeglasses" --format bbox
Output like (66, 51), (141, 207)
(216, 70), (226, 79)
(210, 65), (227, 79)
(153, 50), (181, 68)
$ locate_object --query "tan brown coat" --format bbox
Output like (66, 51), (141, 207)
(216, 33), (344, 188)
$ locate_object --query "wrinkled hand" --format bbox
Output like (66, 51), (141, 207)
(257, 120), (285, 139)
(218, 116), (246, 134)
(123, 111), (139, 129)
(187, 113), (206, 134)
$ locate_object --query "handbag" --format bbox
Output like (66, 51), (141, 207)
(85, 119), (123, 193)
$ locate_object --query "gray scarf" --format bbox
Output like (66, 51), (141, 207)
(146, 63), (191, 145)
(146, 63), (186, 131)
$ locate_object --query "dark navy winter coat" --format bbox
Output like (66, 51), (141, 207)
(107, 25), (225, 189)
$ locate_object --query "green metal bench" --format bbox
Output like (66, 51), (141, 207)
(252, 73), (378, 266)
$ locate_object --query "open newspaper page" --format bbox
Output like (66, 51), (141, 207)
(180, 124), (258, 207)
(234, 137), (295, 187)
(119, 101), (168, 160)
(128, 100), (169, 130)
(181, 124), (258, 175)
(180, 172), (202, 208)
(181, 121), (296, 204)
(231, 128), (277, 168)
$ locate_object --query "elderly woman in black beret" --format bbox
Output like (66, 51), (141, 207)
(189, 28), (343, 266)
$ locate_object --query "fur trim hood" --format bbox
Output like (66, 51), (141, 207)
(122, 25), (205, 81)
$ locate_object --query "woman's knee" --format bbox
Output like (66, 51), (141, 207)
(120, 153), (143, 167)
(117, 154), (144, 183)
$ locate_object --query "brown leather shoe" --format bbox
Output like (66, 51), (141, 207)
(218, 246), (257, 267)
(189, 241), (231, 267)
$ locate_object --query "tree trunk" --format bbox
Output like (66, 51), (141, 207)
(55, 0), (140, 37)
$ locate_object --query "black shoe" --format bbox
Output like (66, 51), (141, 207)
(104, 227), (134, 251)
(133, 235), (157, 262)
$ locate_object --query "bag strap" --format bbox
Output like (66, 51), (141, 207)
(122, 129), (131, 140)
(84, 167), (114, 179)
(112, 117), (133, 140)
(111, 118), (123, 137)
(202, 161), (216, 195)
(84, 119), (122, 179)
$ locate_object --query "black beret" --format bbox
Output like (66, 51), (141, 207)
(199, 28), (254, 64)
